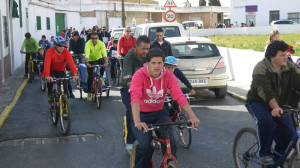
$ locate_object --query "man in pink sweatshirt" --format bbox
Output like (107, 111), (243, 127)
(130, 48), (200, 168)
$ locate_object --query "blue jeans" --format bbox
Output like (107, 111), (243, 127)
(120, 88), (136, 144)
(133, 110), (177, 168)
(245, 101), (294, 162)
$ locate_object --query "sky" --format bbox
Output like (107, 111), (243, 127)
(155, 0), (230, 7)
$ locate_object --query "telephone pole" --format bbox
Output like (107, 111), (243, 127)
(122, 0), (125, 27)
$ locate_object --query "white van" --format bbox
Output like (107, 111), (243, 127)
(133, 22), (186, 41)
(182, 21), (203, 30)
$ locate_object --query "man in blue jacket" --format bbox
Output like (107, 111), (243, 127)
(38, 35), (52, 51)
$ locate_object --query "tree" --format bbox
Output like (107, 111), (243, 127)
(208, 0), (221, 6)
(199, 0), (206, 6)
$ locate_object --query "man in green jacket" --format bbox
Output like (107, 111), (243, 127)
(20, 32), (39, 78)
(85, 33), (109, 101)
(246, 40), (300, 166)
(120, 35), (150, 152)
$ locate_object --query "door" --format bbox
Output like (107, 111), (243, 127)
(246, 15), (256, 26)
(55, 13), (65, 36)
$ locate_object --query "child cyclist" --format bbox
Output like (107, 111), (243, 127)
(130, 48), (200, 168)
(107, 39), (119, 81)
(164, 56), (196, 117)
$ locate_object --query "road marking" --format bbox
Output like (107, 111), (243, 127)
(0, 133), (102, 147)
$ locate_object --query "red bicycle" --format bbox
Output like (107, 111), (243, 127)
(130, 122), (192, 168)
(165, 93), (194, 148)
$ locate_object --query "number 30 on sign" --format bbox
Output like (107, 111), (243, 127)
(164, 10), (176, 22)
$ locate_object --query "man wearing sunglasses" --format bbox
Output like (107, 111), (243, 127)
(85, 33), (109, 101)
(98, 26), (111, 47)
(44, 36), (79, 102)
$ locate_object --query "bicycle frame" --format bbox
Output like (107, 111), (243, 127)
(53, 78), (70, 116)
(153, 135), (177, 167)
(92, 65), (103, 96)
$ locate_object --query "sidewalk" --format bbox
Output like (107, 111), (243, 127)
(0, 65), (27, 127)
(227, 80), (249, 102)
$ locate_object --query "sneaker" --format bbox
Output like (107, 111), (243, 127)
(87, 93), (92, 101)
(260, 156), (274, 165)
(125, 144), (133, 154)
(69, 93), (75, 99)
(47, 94), (54, 102)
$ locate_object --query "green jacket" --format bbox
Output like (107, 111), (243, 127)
(84, 39), (107, 61)
(21, 38), (39, 53)
(120, 47), (146, 89)
(246, 58), (300, 107)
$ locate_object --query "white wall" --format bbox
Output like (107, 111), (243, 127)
(0, 0), (9, 59)
(219, 46), (300, 84)
(231, 0), (300, 26)
(188, 25), (300, 36)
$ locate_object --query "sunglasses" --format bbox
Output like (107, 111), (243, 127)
(56, 44), (65, 47)
(92, 38), (98, 40)
(126, 30), (131, 32)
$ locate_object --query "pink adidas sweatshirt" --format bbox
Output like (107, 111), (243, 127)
(130, 66), (188, 112)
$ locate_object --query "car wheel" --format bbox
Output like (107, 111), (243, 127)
(214, 85), (227, 98)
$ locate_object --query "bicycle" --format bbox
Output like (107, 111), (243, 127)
(130, 121), (192, 168)
(108, 56), (121, 86)
(233, 105), (300, 168)
(71, 53), (85, 89)
(49, 76), (72, 136)
(165, 93), (194, 148)
(22, 52), (37, 82)
(37, 60), (46, 91)
(89, 65), (110, 109)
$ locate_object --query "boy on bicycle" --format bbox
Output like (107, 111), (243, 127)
(130, 48), (200, 168)
(246, 40), (300, 166)
(164, 56), (196, 117)
(44, 36), (78, 102)
(107, 39), (118, 81)
(20, 32), (39, 78)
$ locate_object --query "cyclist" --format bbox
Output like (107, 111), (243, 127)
(44, 36), (78, 102)
(38, 35), (52, 51)
(164, 56), (196, 117)
(98, 26), (111, 47)
(85, 33), (109, 101)
(20, 32), (39, 79)
(130, 48), (200, 168)
(117, 26), (137, 70)
(120, 35), (150, 153)
(36, 47), (46, 73)
(246, 40), (300, 166)
(150, 27), (173, 57)
(107, 39), (118, 81)
(69, 30), (85, 63)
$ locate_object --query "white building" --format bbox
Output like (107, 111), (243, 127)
(230, 0), (300, 26)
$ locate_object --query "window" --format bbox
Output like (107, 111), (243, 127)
(19, 0), (22, 27)
(134, 27), (142, 38)
(172, 44), (220, 58)
(46, 17), (50, 30)
(288, 12), (300, 24)
(269, 11), (280, 23)
(3, 16), (9, 47)
(36, 16), (41, 30)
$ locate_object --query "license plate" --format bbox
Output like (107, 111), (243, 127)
(188, 78), (208, 85)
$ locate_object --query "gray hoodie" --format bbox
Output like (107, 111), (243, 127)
(121, 47), (147, 89)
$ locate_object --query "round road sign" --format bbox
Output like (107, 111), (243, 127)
(164, 10), (176, 22)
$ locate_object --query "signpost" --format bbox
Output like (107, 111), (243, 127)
(164, 10), (176, 22)
(164, 0), (177, 22)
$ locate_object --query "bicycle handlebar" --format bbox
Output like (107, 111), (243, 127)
(72, 53), (85, 57)
(52, 77), (72, 82)
(147, 121), (193, 131)
(90, 65), (104, 68)
(165, 93), (194, 103)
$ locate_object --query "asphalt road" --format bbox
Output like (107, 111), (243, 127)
(0, 77), (256, 168)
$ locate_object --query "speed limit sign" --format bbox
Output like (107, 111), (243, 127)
(164, 10), (176, 22)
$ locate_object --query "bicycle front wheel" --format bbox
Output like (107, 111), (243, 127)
(40, 77), (46, 91)
(97, 81), (102, 109)
(289, 151), (300, 168)
(174, 115), (192, 148)
(233, 128), (261, 168)
(130, 140), (139, 168)
(28, 61), (33, 82)
(59, 95), (71, 136)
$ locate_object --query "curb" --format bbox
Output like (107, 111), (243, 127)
(0, 79), (28, 128)
(227, 90), (246, 102)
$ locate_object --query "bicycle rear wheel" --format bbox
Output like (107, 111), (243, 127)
(130, 140), (139, 168)
(28, 61), (33, 83)
(289, 151), (300, 168)
(174, 115), (192, 148)
(116, 68), (120, 86)
(59, 95), (71, 136)
(167, 160), (179, 168)
(233, 128), (261, 168)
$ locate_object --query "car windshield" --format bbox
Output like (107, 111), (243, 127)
(114, 32), (122, 39)
(149, 26), (180, 41)
(172, 43), (221, 58)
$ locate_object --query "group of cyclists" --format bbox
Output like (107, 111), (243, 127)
(20, 25), (200, 167)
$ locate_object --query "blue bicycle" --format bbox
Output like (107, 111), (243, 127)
(233, 106), (300, 168)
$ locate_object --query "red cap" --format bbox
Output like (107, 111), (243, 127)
(288, 45), (295, 54)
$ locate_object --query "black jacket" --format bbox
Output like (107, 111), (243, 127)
(150, 39), (173, 56)
(68, 38), (85, 54)
(98, 31), (111, 44)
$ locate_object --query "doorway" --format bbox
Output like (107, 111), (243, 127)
(246, 15), (256, 26)
(55, 13), (65, 36)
